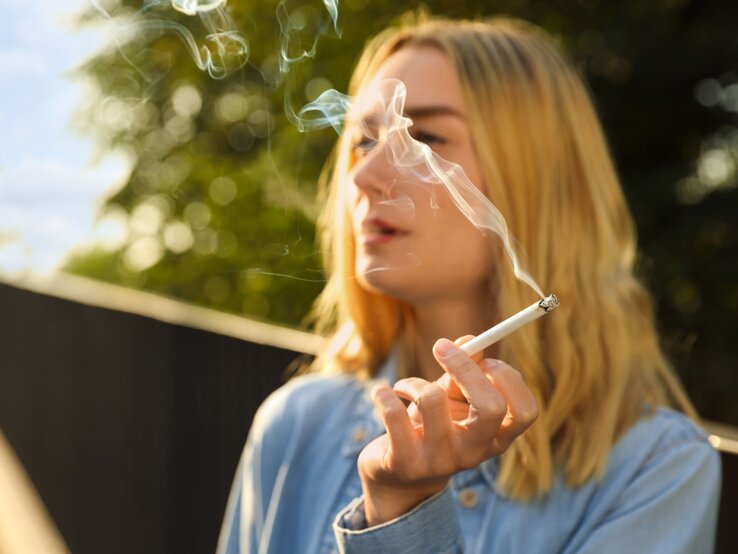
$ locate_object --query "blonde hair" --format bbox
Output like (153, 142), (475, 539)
(307, 14), (696, 499)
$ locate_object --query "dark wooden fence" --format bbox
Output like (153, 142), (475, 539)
(0, 276), (310, 553)
(0, 276), (736, 553)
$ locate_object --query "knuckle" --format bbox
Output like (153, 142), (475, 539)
(481, 358), (521, 379)
(517, 402), (540, 425)
(439, 347), (471, 368)
(475, 395), (507, 421)
(456, 358), (479, 375)
(494, 438), (514, 455)
(418, 384), (445, 408)
(497, 362), (521, 377)
(480, 358), (499, 372)
(395, 377), (420, 389)
(382, 403), (407, 421)
(509, 368), (524, 381)
(480, 358), (505, 372)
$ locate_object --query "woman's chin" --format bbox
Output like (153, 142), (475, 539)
(355, 263), (412, 299)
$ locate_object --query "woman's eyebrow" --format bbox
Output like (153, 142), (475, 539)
(404, 105), (466, 120)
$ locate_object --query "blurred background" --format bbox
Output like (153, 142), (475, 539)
(1, 0), (737, 552)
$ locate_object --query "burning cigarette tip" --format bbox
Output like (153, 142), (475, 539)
(459, 293), (560, 356)
(538, 294), (560, 312)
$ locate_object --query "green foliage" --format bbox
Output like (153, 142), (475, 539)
(68, 0), (738, 423)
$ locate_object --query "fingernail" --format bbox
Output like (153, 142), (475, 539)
(435, 338), (458, 358)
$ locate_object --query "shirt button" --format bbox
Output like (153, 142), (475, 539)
(458, 488), (478, 509)
(351, 426), (367, 443)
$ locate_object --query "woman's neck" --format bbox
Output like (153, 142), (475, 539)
(408, 293), (495, 381)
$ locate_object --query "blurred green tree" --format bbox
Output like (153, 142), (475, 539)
(67, 0), (738, 424)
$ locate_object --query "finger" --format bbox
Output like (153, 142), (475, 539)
(406, 401), (421, 426)
(434, 335), (482, 396)
(480, 359), (539, 444)
(406, 392), (468, 425)
(454, 335), (484, 364)
(433, 339), (507, 434)
(435, 372), (463, 402)
(370, 383), (417, 458)
(434, 336), (482, 402)
(432, 377), (494, 422)
(421, 373), (476, 423)
(393, 377), (453, 448)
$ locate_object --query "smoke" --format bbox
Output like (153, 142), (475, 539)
(379, 190), (416, 217)
(90, 0), (249, 80)
(89, 0), (338, 109)
(275, 0), (343, 132)
(170, 0), (227, 16)
(277, 0), (341, 74)
(322, 0), (340, 34)
(306, 78), (546, 299)
(296, 87), (351, 133)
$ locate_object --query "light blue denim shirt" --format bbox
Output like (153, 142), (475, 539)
(217, 354), (721, 553)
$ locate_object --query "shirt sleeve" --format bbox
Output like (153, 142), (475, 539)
(332, 487), (465, 554)
(566, 438), (721, 554)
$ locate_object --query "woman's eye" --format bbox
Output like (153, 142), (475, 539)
(351, 135), (377, 154)
(411, 130), (446, 146)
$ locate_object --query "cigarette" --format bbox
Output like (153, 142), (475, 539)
(460, 294), (560, 356)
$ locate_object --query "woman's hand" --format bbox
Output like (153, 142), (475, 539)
(357, 337), (539, 526)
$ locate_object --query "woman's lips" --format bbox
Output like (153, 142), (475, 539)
(358, 217), (409, 245)
(360, 232), (398, 246)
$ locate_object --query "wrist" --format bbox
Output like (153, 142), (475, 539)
(360, 476), (448, 526)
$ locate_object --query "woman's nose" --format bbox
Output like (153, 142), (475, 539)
(351, 141), (398, 199)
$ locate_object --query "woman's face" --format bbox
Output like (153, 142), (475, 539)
(346, 45), (494, 305)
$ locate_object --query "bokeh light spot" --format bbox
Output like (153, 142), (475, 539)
(123, 236), (164, 271)
(695, 79), (721, 107)
(215, 90), (250, 123)
(163, 220), (194, 253)
(184, 201), (212, 229)
(209, 176), (238, 205)
(171, 83), (203, 118)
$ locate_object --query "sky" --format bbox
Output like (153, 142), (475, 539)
(0, 0), (130, 276)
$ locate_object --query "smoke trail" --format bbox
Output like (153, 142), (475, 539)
(303, 79), (546, 299)
(277, 3), (316, 74)
(277, 0), (341, 73)
(90, 0), (249, 80)
(379, 190), (416, 216)
(276, 0), (343, 132)
(171, 0), (227, 16)
(322, 0), (340, 35)
(295, 88), (351, 133)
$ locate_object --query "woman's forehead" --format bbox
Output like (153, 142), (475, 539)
(365, 46), (467, 118)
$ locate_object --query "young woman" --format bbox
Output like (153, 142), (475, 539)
(218, 14), (721, 554)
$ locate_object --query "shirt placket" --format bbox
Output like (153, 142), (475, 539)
(451, 459), (498, 552)
(320, 382), (384, 553)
